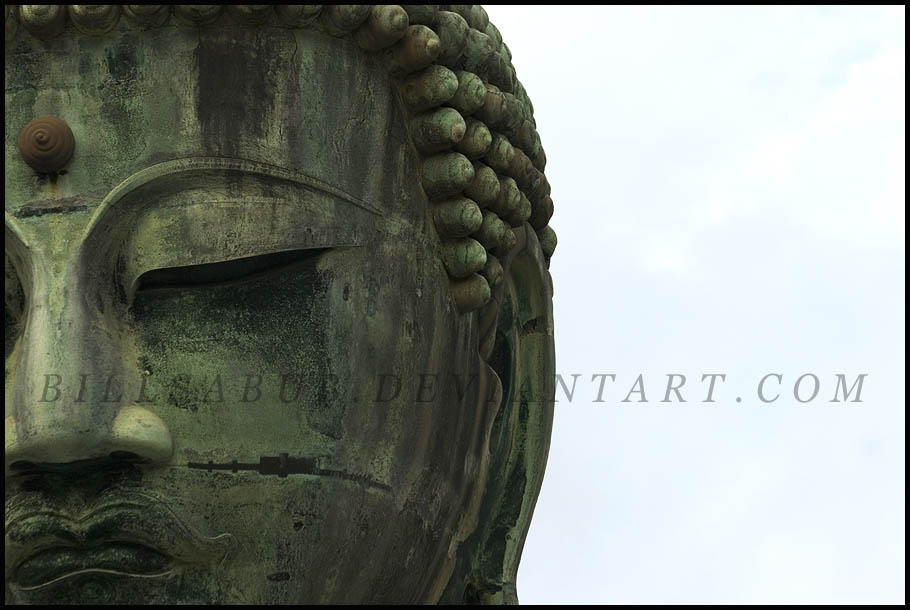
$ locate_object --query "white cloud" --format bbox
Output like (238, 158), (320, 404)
(484, 5), (905, 605)
(696, 45), (905, 252)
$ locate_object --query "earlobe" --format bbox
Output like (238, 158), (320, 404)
(441, 225), (556, 604)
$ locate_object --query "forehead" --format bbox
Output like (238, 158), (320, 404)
(5, 25), (421, 222)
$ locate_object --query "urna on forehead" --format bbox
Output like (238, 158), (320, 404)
(5, 5), (556, 314)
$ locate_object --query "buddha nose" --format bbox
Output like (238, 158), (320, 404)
(5, 256), (174, 476)
(5, 406), (174, 474)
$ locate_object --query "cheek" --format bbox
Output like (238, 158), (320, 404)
(125, 245), (455, 463)
(118, 245), (476, 603)
(129, 251), (345, 455)
(133, 468), (451, 604)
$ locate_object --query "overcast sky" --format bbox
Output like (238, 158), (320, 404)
(485, 5), (905, 604)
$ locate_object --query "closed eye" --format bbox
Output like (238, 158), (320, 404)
(134, 248), (327, 293)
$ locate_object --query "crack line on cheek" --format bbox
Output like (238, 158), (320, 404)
(185, 454), (393, 492)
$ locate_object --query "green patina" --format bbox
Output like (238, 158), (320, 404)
(5, 5), (555, 605)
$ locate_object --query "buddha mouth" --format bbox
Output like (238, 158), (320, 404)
(5, 496), (236, 591)
(13, 541), (172, 590)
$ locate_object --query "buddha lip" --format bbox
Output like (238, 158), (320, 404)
(5, 495), (236, 589)
(13, 541), (173, 590)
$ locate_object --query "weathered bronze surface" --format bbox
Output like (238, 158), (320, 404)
(5, 5), (556, 604)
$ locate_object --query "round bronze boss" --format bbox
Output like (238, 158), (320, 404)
(18, 117), (75, 173)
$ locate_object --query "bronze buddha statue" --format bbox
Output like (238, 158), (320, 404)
(5, 5), (556, 604)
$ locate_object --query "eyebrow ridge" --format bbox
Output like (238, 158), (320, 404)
(81, 156), (385, 243)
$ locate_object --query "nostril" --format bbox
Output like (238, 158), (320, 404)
(7, 455), (150, 479)
(109, 450), (143, 461)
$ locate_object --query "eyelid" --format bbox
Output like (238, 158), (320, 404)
(82, 159), (379, 306)
(133, 248), (327, 294)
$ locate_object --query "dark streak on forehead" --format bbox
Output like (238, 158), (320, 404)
(195, 30), (279, 160)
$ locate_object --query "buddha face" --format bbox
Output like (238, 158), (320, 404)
(5, 25), (501, 604)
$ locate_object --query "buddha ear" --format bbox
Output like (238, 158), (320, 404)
(442, 225), (556, 604)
